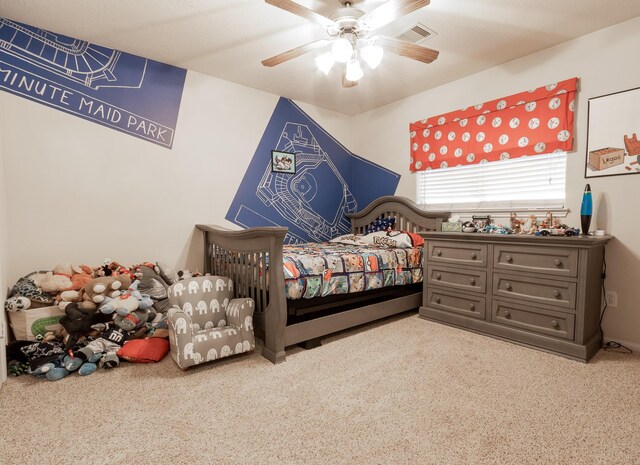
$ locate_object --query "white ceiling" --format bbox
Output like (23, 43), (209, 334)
(2, 0), (640, 115)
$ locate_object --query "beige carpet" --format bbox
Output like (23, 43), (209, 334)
(1, 313), (639, 465)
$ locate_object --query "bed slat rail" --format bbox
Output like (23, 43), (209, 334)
(197, 224), (288, 363)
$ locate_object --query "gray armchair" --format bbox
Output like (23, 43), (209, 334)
(167, 276), (255, 369)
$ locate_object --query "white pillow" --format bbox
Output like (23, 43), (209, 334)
(329, 233), (368, 246)
(362, 231), (414, 248)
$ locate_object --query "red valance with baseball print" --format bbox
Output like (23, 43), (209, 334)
(409, 77), (578, 172)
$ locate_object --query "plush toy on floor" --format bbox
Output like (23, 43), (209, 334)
(4, 272), (56, 312)
(67, 322), (130, 375)
(80, 275), (132, 310)
(134, 264), (172, 314)
(32, 357), (70, 381)
(66, 305), (151, 375)
(51, 264), (95, 309)
(99, 280), (153, 316)
(59, 302), (110, 349)
(32, 352), (102, 380)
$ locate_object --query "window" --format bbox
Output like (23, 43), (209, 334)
(416, 152), (566, 212)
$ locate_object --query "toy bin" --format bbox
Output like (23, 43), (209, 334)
(6, 306), (64, 341)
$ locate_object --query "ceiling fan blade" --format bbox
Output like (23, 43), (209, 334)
(342, 69), (359, 88)
(265, 0), (336, 28)
(358, 0), (430, 31)
(262, 40), (328, 67)
(375, 36), (439, 63)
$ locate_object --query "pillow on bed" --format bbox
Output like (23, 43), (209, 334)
(362, 230), (424, 248)
(366, 217), (396, 234)
(329, 233), (368, 246)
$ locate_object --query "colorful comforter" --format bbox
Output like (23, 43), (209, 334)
(282, 243), (423, 300)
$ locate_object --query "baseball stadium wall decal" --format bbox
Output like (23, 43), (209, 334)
(0, 18), (186, 148)
(227, 98), (400, 244)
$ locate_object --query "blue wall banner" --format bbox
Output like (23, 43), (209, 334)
(0, 18), (186, 148)
(227, 98), (400, 244)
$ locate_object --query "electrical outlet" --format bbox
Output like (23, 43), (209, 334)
(605, 291), (618, 308)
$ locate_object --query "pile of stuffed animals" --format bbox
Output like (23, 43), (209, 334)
(5, 260), (200, 381)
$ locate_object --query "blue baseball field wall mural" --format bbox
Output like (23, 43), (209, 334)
(0, 18), (186, 148)
(227, 98), (400, 244)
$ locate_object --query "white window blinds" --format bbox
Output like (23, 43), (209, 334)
(416, 152), (566, 211)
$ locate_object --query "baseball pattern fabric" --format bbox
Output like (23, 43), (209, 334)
(409, 77), (577, 172)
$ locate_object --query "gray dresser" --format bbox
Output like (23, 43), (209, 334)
(419, 232), (612, 362)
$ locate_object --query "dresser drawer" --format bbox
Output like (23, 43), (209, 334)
(493, 273), (576, 310)
(494, 244), (578, 278)
(426, 264), (486, 293)
(427, 241), (487, 267)
(426, 287), (486, 319)
(491, 299), (575, 340)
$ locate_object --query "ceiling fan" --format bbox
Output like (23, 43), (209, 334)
(262, 0), (439, 88)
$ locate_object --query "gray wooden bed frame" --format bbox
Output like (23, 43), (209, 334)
(197, 196), (448, 364)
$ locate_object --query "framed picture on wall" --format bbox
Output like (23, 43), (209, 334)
(271, 150), (296, 174)
(585, 86), (640, 178)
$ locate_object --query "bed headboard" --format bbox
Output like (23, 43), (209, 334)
(348, 196), (449, 234)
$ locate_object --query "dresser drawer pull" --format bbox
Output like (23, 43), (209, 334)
(469, 303), (475, 311)
(434, 296), (441, 303)
(553, 258), (562, 267)
(505, 282), (512, 290)
(435, 249), (442, 256)
(435, 273), (441, 280)
(505, 255), (513, 263)
(551, 320), (559, 328)
(504, 310), (511, 318)
(553, 289), (560, 297)
(470, 252), (477, 260)
(469, 278), (476, 285)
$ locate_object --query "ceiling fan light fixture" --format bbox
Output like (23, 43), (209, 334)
(345, 59), (363, 82)
(315, 52), (335, 75)
(361, 43), (383, 69)
(331, 37), (353, 63)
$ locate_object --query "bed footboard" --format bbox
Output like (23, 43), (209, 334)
(196, 224), (288, 363)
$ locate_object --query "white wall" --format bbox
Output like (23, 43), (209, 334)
(0, 71), (354, 283)
(0, 108), (8, 383)
(352, 16), (640, 350)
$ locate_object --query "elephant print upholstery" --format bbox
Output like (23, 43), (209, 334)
(172, 282), (186, 296)
(167, 276), (255, 369)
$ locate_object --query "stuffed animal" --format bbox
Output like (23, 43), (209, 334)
(156, 262), (179, 285)
(32, 353), (100, 381)
(28, 265), (95, 306)
(97, 259), (134, 279)
(32, 271), (72, 294)
(99, 280), (153, 316)
(80, 275), (132, 310)
(52, 264), (94, 290)
(4, 272), (56, 312)
(67, 322), (132, 375)
(49, 265), (93, 309)
(48, 312), (150, 378)
(113, 307), (152, 334)
(134, 264), (172, 314)
(4, 295), (31, 312)
(58, 302), (110, 349)
(56, 289), (84, 310)
(177, 269), (202, 280)
(16, 340), (67, 381)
